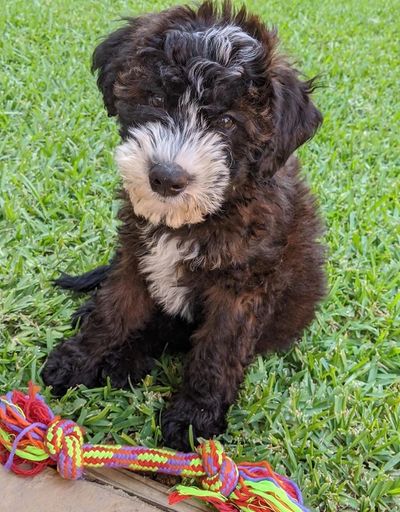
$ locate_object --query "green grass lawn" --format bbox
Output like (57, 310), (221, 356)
(1, 0), (399, 510)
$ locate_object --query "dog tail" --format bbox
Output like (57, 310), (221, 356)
(54, 264), (111, 293)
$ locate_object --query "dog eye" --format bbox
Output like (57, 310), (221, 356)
(149, 95), (164, 107)
(216, 115), (235, 130)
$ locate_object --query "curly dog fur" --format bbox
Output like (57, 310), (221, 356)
(42, 1), (326, 451)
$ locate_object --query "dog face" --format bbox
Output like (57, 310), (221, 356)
(93, 2), (322, 228)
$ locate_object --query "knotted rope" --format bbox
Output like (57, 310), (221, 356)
(0, 383), (309, 512)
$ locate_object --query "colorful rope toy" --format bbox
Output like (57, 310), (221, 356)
(0, 383), (309, 512)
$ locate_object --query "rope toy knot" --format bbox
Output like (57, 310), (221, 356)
(198, 440), (239, 497)
(44, 419), (84, 480)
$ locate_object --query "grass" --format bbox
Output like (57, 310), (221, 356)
(1, 0), (399, 510)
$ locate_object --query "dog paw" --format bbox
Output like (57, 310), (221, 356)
(41, 339), (100, 396)
(161, 394), (227, 451)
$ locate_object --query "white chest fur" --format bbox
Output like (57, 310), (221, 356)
(139, 234), (197, 321)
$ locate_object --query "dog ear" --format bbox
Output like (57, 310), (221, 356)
(92, 19), (143, 116)
(259, 65), (322, 175)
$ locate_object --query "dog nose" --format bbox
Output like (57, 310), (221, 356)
(149, 163), (189, 197)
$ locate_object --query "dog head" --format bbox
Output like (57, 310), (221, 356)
(92, 1), (322, 228)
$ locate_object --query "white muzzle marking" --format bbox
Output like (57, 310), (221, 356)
(115, 103), (230, 229)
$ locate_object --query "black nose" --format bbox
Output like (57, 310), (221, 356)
(149, 162), (189, 197)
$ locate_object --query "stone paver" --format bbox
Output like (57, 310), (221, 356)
(1, 467), (160, 512)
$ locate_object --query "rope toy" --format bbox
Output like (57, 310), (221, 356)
(0, 383), (309, 512)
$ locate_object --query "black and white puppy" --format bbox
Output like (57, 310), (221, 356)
(42, 1), (326, 451)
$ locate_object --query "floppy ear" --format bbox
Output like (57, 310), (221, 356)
(260, 65), (322, 175)
(92, 19), (143, 116)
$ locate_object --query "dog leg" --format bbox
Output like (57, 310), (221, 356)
(99, 336), (157, 389)
(162, 284), (260, 451)
(99, 310), (195, 388)
(42, 253), (154, 396)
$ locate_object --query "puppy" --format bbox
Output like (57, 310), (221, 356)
(42, 1), (326, 451)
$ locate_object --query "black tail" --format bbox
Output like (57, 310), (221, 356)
(54, 264), (111, 293)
